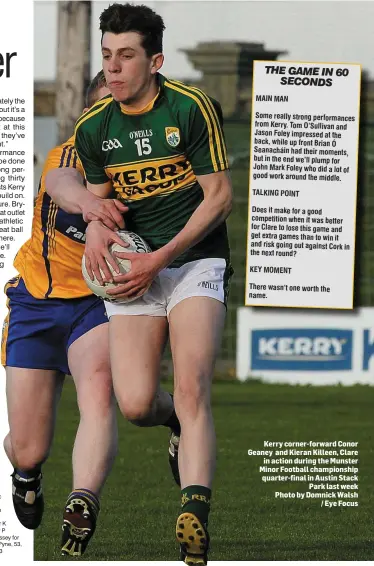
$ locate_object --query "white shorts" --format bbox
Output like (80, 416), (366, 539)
(105, 258), (232, 318)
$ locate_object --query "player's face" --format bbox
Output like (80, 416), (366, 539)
(94, 85), (111, 103)
(83, 85), (110, 113)
(101, 32), (163, 104)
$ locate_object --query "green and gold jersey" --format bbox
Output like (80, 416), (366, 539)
(74, 73), (230, 267)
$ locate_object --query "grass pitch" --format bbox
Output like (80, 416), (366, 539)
(35, 379), (374, 561)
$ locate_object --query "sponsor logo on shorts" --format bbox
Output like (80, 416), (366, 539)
(165, 127), (180, 147)
(197, 281), (219, 291)
(102, 138), (123, 151)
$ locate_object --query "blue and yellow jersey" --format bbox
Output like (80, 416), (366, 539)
(14, 137), (91, 299)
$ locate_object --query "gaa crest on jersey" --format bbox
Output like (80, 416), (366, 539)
(165, 127), (180, 147)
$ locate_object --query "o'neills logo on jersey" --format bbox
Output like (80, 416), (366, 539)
(165, 127), (180, 147)
(102, 138), (123, 151)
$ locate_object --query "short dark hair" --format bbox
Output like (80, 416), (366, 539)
(99, 3), (165, 57)
(85, 69), (107, 108)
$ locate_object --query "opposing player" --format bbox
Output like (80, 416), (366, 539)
(2, 70), (180, 557)
(74, 5), (233, 564)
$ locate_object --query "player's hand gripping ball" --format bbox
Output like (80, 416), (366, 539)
(82, 230), (151, 303)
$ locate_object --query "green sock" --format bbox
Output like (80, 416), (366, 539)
(180, 485), (211, 526)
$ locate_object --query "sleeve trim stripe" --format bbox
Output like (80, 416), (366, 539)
(58, 145), (76, 169)
(74, 98), (113, 135)
(192, 84), (229, 168)
(59, 146), (68, 168)
(164, 80), (219, 172)
(165, 79), (229, 170)
(65, 147), (74, 168)
(168, 79), (228, 168)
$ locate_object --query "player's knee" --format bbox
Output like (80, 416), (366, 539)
(3, 433), (10, 451)
(174, 378), (210, 420)
(12, 441), (48, 471)
(119, 403), (154, 422)
(3, 433), (13, 463)
(117, 393), (155, 422)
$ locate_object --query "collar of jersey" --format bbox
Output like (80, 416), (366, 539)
(119, 86), (161, 115)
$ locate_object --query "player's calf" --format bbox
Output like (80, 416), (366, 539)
(61, 489), (100, 557)
(129, 391), (181, 486)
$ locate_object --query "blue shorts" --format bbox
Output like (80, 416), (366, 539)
(2, 277), (108, 374)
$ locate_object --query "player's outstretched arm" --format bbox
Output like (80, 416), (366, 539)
(45, 170), (127, 230)
(86, 180), (113, 198)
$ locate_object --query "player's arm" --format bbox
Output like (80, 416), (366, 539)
(85, 180), (113, 198)
(81, 177), (127, 280)
(43, 145), (88, 214)
(44, 140), (126, 229)
(46, 168), (126, 230)
(152, 169), (232, 268)
(154, 96), (232, 266)
(73, 120), (130, 280)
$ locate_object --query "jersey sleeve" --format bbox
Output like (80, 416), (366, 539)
(74, 117), (110, 185)
(185, 97), (229, 175)
(42, 143), (84, 178)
